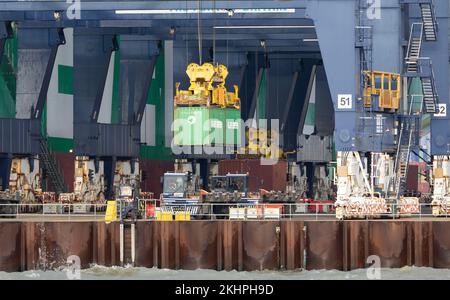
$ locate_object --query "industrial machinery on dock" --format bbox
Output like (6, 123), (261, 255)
(160, 171), (302, 219)
(160, 172), (207, 217)
(326, 0), (442, 220)
(431, 156), (450, 216)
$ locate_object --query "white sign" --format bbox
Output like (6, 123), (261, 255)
(264, 208), (281, 219)
(229, 208), (246, 220)
(210, 120), (223, 129)
(246, 208), (258, 219)
(227, 121), (239, 130)
(434, 104), (447, 117)
(337, 94), (353, 109)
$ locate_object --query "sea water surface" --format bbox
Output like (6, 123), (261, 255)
(1, 266), (450, 280)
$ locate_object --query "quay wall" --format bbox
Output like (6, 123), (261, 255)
(1, 220), (450, 272)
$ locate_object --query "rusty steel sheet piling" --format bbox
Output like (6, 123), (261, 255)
(306, 221), (343, 270)
(0, 222), (21, 272)
(3, 220), (450, 272)
(368, 222), (407, 268)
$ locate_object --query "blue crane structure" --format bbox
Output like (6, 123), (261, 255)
(0, 1), (448, 211)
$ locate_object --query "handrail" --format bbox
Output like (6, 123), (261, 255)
(406, 23), (423, 60)
(0, 200), (445, 221)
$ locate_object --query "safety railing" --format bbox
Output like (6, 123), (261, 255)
(0, 201), (448, 221)
(0, 203), (108, 219)
(404, 56), (434, 77)
(134, 200), (447, 221)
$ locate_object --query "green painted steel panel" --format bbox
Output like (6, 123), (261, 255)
(140, 146), (173, 161)
(225, 108), (241, 146)
(257, 69), (266, 122)
(0, 76), (15, 117)
(0, 30), (17, 117)
(408, 77), (423, 113)
(111, 37), (121, 124)
(304, 102), (316, 126)
(58, 65), (73, 95)
(146, 52), (168, 150)
(47, 137), (74, 153)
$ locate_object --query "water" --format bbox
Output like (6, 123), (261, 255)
(1, 266), (450, 280)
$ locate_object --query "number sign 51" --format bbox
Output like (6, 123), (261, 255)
(337, 94), (353, 109)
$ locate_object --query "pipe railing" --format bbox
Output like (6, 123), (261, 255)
(0, 201), (446, 220)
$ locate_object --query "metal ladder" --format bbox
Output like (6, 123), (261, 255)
(357, 0), (373, 72)
(420, 1), (438, 42)
(119, 222), (135, 266)
(356, 0), (374, 144)
(39, 139), (67, 193)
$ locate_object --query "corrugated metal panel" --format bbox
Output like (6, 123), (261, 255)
(218, 159), (287, 191)
(0, 118), (40, 154)
(74, 123), (140, 157)
(97, 124), (140, 157)
(297, 135), (333, 162)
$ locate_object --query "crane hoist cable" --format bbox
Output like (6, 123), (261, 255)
(213, 0), (216, 64)
(197, 0), (202, 65)
(185, 0), (189, 67)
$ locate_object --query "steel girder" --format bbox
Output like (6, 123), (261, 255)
(0, 1), (309, 11)
(73, 30), (158, 158)
(281, 59), (317, 151)
(0, 27), (64, 158)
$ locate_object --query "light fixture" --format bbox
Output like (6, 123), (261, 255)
(169, 27), (176, 35)
(115, 9), (296, 15)
(260, 39), (266, 48)
(213, 25), (315, 29)
(69, 149), (73, 153)
(303, 38), (318, 42)
(53, 11), (62, 21)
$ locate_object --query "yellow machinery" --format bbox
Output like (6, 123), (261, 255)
(72, 156), (105, 204)
(8, 158), (40, 203)
(175, 63), (240, 109)
(363, 71), (401, 110)
(241, 128), (283, 159)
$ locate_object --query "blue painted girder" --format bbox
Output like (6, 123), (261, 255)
(0, 1), (310, 11)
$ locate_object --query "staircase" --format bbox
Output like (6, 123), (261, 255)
(392, 100), (418, 201)
(420, 1), (438, 42)
(422, 76), (438, 113)
(405, 23), (423, 73)
(39, 139), (67, 194)
(405, 22), (439, 114)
